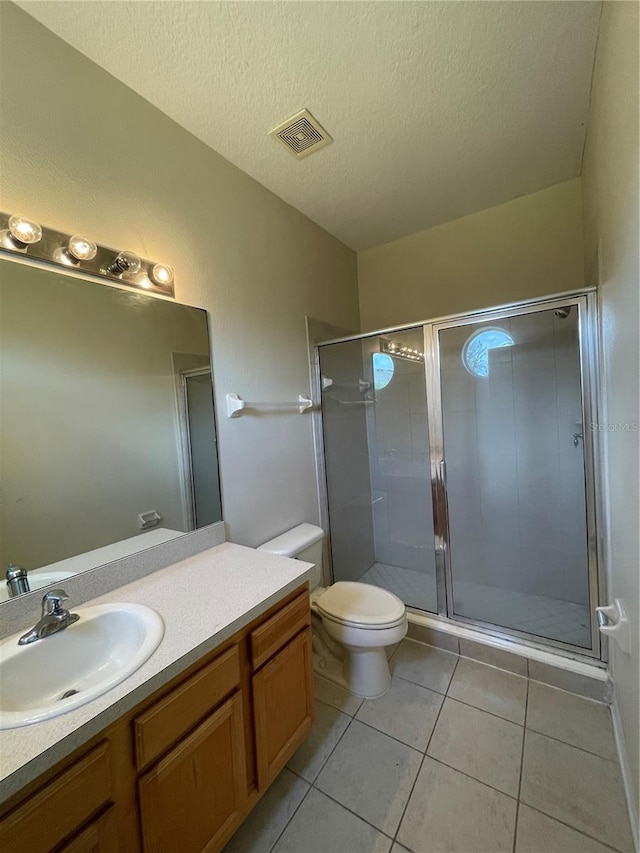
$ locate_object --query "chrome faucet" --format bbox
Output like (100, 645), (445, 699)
(18, 589), (80, 646)
(6, 564), (30, 598)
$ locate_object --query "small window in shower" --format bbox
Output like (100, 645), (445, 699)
(462, 327), (514, 378)
(372, 352), (394, 390)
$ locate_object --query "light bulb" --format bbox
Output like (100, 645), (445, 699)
(108, 250), (141, 274)
(8, 214), (42, 245)
(149, 263), (174, 287)
(68, 234), (97, 261)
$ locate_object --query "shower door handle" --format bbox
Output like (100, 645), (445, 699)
(435, 460), (448, 554)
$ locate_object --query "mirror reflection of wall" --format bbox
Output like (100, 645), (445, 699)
(0, 259), (222, 577)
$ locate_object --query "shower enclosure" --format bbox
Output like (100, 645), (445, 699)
(316, 291), (602, 658)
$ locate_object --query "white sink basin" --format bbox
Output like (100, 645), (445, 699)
(0, 603), (164, 729)
(0, 570), (76, 603)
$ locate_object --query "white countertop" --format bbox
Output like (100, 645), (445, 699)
(0, 542), (313, 803)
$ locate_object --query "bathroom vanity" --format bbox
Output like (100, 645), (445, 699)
(0, 544), (315, 853)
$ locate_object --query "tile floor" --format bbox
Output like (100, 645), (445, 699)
(359, 563), (591, 648)
(225, 638), (633, 853)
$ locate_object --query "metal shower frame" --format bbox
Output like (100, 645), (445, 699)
(311, 288), (606, 662)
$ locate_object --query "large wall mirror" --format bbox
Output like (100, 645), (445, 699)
(0, 258), (222, 605)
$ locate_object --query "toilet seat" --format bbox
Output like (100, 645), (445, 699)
(316, 581), (405, 629)
(318, 609), (405, 631)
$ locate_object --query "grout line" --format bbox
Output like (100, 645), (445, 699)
(385, 672), (452, 702)
(458, 652), (529, 679)
(520, 803), (629, 853)
(351, 714), (435, 755)
(390, 669), (450, 696)
(424, 754), (519, 802)
(270, 706), (358, 850)
(523, 726), (621, 764)
(390, 655), (463, 850)
(401, 636), (458, 658)
(266, 779), (313, 853)
(289, 671), (621, 852)
(442, 694), (525, 729)
(283, 764), (306, 782)
(313, 690), (364, 719)
(528, 676), (610, 706)
(308, 783), (395, 844)
(512, 673), (529, 853)
(308, 711), (354, 784)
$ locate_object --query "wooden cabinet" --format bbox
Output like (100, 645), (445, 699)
(0, 742), (113, 853)
(0, 583), (314, 853)
(138, 693), (246, 853)
(58, 807), (118, 853)
(253, 628), (314, 790)
(133, 644), (241, 772)
(250, 590), (310, 669)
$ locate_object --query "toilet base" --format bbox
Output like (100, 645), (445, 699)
(344, 647), (391, 698)
(311, 615), (397, 699)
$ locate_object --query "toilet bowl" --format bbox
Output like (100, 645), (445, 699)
(258, 524), (407, 698)
(315, 581), (406, 697)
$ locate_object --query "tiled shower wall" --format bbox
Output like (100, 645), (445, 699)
(319, 340), (376, 582)
(440, 309), (589, 605)
(321, 308), (588, 612)
(362, 330), (437, 579)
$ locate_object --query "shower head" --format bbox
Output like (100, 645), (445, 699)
(555, 306), (572, 319)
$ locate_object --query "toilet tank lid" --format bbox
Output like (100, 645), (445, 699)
(257, 523), (324, 557)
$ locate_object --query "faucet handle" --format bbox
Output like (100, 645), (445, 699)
(42, 589), (70, 616)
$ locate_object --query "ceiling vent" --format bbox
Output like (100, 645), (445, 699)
(269, 109), (332, 159)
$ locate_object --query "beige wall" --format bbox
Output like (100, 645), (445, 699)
(582, 0), (640, 817)
(357, 179), (585, 331)
(0, 4), (359, 548)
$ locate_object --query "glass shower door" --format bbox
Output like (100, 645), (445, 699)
(319, 328), (438, 612)
(436, 301), (596, 649)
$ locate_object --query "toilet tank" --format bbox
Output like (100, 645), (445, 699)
(258, 523), (324, 589)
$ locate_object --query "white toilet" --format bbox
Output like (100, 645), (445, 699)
(258, 523), (407, 698)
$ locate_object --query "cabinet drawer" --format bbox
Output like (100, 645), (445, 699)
(57, 805), (118, 853)
(134, 644), (240, 770)
(0, 742), (112, 853)
(251, 590), (310, 670)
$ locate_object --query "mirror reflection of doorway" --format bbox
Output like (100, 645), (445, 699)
(179, 369), (222, 528)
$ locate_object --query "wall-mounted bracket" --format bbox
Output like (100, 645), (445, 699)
(596, 599), (631, 654)
(226, 393), (246, 418)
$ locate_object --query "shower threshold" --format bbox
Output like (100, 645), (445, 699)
(360, 562), (593, 657)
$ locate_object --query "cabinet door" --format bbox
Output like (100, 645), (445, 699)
(252, 628), (314, 790)
(138, 692), (246, 853)
(58, 807), (119, 853)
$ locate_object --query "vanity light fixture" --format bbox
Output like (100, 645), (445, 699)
(0, 214), (43, 253)
(55, 234), (99, 266)
(68, 235), (98, 262)
(106, 250), (142, 275)
(8, 214), (42, 246)
(0, 211), (176, 297)
(380, 337), (424, 363)
(149, 262), (174, 287)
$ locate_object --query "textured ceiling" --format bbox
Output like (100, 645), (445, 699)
(16, 1), (601, 250)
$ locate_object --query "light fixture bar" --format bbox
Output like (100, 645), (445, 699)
(380, 337), (424, 362)
(0, 211), (175, 297)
